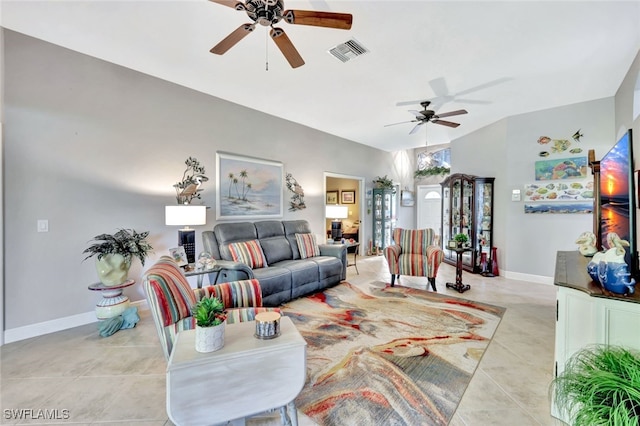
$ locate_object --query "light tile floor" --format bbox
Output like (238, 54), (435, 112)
(0, 256), (565, 425)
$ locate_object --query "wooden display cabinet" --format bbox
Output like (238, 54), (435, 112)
(441, 173), (495, 273)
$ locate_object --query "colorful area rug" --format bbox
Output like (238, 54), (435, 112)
(281, 281), (506, 426)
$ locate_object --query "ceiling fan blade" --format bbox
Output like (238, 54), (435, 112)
(409, 122), (425, 135)
(208, 0), (245, 10)
(210, 24), (255, 55)
(436, 109), (467, 118)
(455, 77), (512, 97)
(396, 99), (428, 107)
(270, 27), (305, 68)
(283, 10), (352, 30)
(384, 120), (416, 127)
(432, 119), (460, 128)
(408, 110), (426, 119)
(453, 98), (491, 105)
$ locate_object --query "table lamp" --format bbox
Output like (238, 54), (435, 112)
(165, 205), (206, 264)
(326, 205), (348, 241)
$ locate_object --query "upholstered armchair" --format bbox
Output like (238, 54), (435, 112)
(383, 228), (445, 291)
(143, 256), (280, 360)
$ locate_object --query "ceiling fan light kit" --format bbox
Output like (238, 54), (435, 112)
(209, 0), (353, 68)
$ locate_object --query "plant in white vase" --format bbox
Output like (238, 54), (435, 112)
(192, 297), (227, 353)
(83, 229), (153, 286)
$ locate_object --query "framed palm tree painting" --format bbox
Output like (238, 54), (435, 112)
(216, 152), (283, 220)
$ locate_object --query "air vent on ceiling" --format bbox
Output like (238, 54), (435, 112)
(328, 39), (369, 63)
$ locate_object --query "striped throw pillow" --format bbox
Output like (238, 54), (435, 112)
(228, 240), (268, 269)
(295, 233), (320, 259)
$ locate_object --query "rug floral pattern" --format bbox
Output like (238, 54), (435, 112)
(281, 281), (506, 425)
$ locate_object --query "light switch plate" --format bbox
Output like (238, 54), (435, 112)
(511, 189), (521, 202)
(37, 219), (49, 232)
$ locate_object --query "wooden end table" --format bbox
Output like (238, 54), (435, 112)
(167, 316), (307, 426)
(446, 248), (471, 293)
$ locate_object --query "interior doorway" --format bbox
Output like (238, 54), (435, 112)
(324, 173), (365, 254)
(417, 185), (442, 239)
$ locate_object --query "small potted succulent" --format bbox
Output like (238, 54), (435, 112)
(192, 297), (227, 353)
(83, 229), (153, 286)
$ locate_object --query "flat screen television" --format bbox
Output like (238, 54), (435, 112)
(599, 129), (636, 274)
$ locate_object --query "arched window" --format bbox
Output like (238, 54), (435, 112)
(425, 191), (441, 200)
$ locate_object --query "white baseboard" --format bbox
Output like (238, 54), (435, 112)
(3, 299), (149, 344)
(502, 270), (554, 285)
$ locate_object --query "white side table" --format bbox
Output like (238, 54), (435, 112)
(167, 316), (307, 426)
(87, 279), (135, 319)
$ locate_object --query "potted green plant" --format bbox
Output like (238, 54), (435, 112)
(192, 297), (228, 353)
(551, 345), (640, 426)
(373, 175), (395, 190)
(453, 233), (469, 248)
(83, 229), (153, 286)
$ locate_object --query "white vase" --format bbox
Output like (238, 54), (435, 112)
(95, 253), (131, 286)
(195, 322), (225, 353)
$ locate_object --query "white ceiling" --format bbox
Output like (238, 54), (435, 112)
(2, 1), (640, 151)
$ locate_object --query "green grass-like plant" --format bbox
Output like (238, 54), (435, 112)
(551, 345), (640, 426)
(192, 297), (227, 327)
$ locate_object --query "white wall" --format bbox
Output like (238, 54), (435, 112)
(2, 31), (413, 332)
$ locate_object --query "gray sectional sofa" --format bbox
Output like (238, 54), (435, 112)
(202, 220), (346, 306)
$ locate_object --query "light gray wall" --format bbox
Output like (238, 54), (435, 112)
(0, 25), (5, 344)
(452, 99), (615, 279)
(615, 48), (640, 263)
(2, 31), (412, 330)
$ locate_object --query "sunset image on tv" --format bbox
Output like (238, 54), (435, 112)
(600, 131), (633, 254)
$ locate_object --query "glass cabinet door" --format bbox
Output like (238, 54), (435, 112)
(461, 178), (474, 267)
(475, 180), (494, 270)
(441, 186), (451, 245)
(372, 188), (395, 250)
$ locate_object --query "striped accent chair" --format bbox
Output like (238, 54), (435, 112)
(383, 228), (445, 291)
(143, 256), (280, 360)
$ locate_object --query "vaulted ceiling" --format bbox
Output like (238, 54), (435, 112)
(2, 1), (639, 151)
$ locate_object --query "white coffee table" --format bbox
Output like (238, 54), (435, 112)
(167, 316), (307, 426)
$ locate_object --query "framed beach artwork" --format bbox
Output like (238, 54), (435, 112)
(216, 152), (284, 220)
(341, 190), (355, 204)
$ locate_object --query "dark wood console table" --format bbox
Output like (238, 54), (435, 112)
(446, 248), (472, 293)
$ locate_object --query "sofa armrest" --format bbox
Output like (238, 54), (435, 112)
(319, 244), (347, 280)
(209, 259), (255, 283)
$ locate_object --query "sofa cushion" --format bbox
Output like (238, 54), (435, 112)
(255, 221), (293, 264)
(228, 240), (268, 269)
(283, 220), (313, 259)
(214, 222), (259, 261)
(295, 233), (320, 259)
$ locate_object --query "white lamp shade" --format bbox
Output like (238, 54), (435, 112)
(165, 205), (207, 226)
(326, 205), (348, 220)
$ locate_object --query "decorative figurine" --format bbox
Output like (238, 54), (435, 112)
(587, 232), (636, 295)
(575, 231), (597, 257)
